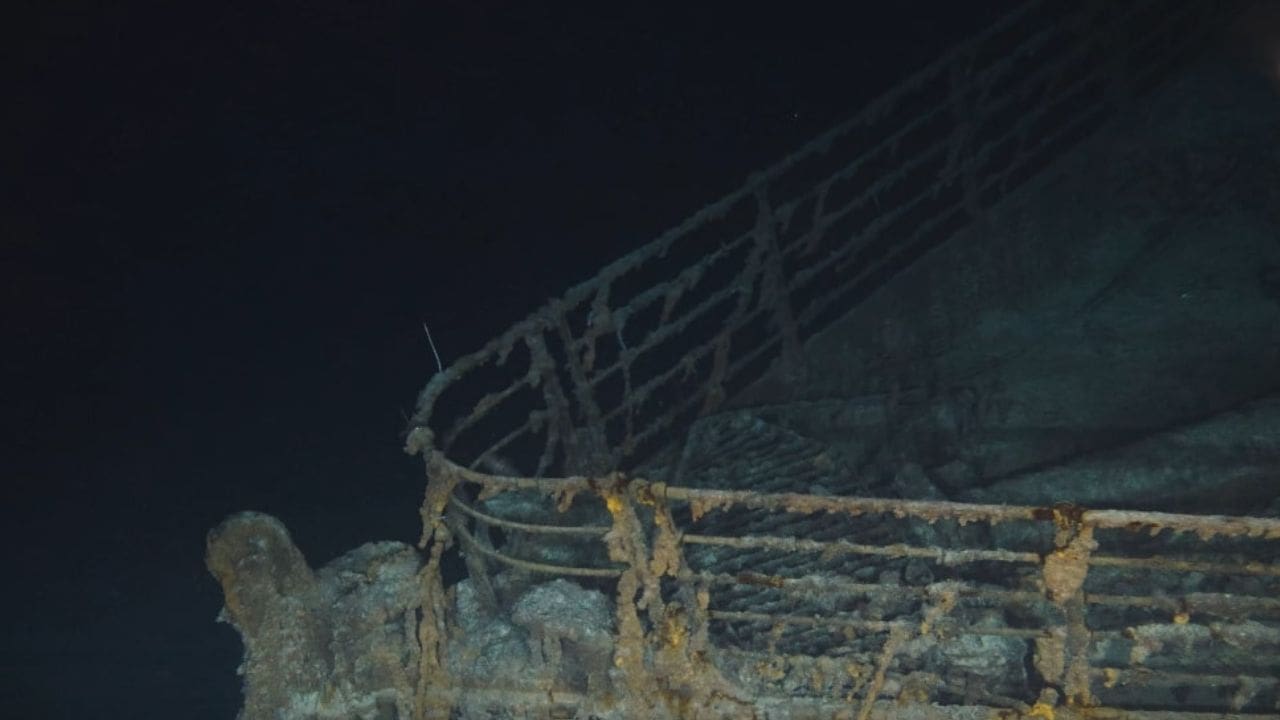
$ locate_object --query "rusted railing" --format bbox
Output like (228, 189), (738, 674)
(404, 0), (1234, 480)
(401, 1), (1262, 718)
(418, 453), (1280, 718)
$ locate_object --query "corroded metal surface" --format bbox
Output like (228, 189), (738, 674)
(207, 1), (1270, 718)
(206, 462), (1279, 718)
(426, 453), (1280, 718)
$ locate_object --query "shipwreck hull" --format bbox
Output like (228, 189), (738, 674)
(208, 0), (1280, 716)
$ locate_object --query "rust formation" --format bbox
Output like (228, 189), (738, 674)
(205, 1), (1279, 717)
(407, 452), (1279, 719)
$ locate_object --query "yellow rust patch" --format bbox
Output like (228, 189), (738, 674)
(1043, 525), (1096, 603)
(605, 493), (624, 516)
(661, 604), (688, 649)
(1027, 701), (1055, 720)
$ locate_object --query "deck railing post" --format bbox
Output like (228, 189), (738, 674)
(1040, 505), (1098, 708)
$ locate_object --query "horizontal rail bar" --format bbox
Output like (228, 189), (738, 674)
(682, 532), (1041, 565)
(448, 493), (609, 537)
(450, 515), (623, 579)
